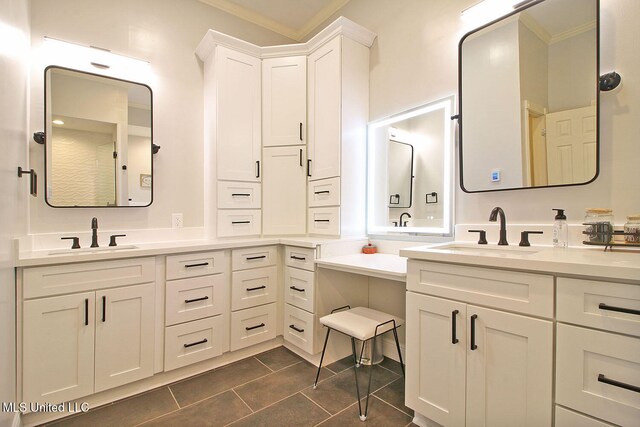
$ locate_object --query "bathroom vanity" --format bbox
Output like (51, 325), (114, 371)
(401, 243), (640, 427)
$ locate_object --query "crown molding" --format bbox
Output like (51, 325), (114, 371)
(549, 20), (596, 44)
(195, 16), (376, 62)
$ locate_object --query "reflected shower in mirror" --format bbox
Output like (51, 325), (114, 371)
(459, 0), (599, 192)
(45, 66), (153, 207)
(368, 96), (454, 236)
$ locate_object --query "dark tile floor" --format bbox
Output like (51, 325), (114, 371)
(45, 346), (414, 427)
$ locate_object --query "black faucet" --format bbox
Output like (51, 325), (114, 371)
(91, 217), (99, 248)
(489, 207), (508, 245)
(399, 212), (412, 227)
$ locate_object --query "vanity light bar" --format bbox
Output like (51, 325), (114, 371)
(42, 36), (150, 81)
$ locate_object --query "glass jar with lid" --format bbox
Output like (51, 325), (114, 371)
(624, 215), (640, 243)
(584, 208), (614, 243)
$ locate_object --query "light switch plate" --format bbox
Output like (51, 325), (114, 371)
(172, 213), (183, 228)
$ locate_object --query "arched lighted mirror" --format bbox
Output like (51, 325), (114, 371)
(44, 66), (154, 207)
(367, 96), (455, 236)
(459, 0), (599, 192)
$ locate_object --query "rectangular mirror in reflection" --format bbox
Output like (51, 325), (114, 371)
(368, 96), (454, 236)
(459, 0), (598, 192)
(45, 66), (153, 207)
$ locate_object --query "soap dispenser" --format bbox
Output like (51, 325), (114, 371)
(552, 209), (568, 248)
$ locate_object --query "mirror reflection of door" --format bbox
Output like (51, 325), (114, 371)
(387, 136), (413, 208)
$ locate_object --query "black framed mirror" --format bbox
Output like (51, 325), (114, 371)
(44, 66), (153, 207)
(459, 0), (599, 193)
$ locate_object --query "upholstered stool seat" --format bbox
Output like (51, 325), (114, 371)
(313, 306), (405, 421)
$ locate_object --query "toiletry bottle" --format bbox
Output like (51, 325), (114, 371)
(552, 209), (568, 248)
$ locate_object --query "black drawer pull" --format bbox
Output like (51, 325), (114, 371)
(256, 160), (260, 178)
(84, 298), (89, 326)
(470, 314), (478, 350)
(246, 285), (266, 291)
(184, 338), (208, 348)
(598, 374), (640, 393)
(246, 323), (266, 331)
(599, 303), (640, 316)
(290, 255), (306, 261)
(299, 122), (303, 141)
(185, 262), (209, 268)
(185, 296), (209, 304)
(232, 221), (251, 224)
(290, 286), (305, 292)
(307, 159), (312, 177)
(231, 193), (251, 197)
(299, 148), (303, 166)
(314, 190), (330, 195)
(102, 296), (106, 322)
(246, 255), (266, 260)
(451, 310), (459, 344)
(289, 324), (304, 333)
(314, 219), (330, 223)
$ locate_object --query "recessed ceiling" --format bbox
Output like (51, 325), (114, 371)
(198, 0), (351, 42)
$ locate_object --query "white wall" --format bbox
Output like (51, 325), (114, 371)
(0, 0), (29, 425)
(316, 0), (640, 227)
(28, 0), (294, 235)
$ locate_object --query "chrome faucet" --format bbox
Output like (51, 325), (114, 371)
(489, 207), (508, 245)
(399, 212), (412, 227)
(91, 217), (99, 248)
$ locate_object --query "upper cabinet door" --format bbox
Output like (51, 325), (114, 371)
(263, 56), (307, 147)
(307, 37), (341, 181)
(216, 46), (262, 182)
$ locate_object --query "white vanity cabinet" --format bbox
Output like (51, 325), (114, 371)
(262, 146), (307, 235)
(164, 250), (229, 371)
(21, 258), (156, 404)
(405, 261), (553, 427)
(555, 277), (640, 427)
(283, 246), (318, 354)
(229, 246), (278, 351)
(262, 56), (306, 147)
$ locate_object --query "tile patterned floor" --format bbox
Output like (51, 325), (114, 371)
(45, 346), (414, 427)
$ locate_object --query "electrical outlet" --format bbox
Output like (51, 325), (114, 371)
(172, 213), (183, 229)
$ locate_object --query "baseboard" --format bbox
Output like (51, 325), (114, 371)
(412, 412), (443, 427)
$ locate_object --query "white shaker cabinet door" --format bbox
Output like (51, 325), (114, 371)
(94, 284), (155, 392)
(262, 146), (307, 235)
(23, 292), (96, 404)
(307, 36), (341, 181)
(216, 46), (262, 182)
(262, 56), (306, 147)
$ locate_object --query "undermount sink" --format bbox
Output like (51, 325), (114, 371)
(431, 243), (542, 257)
(48, 245), (138, 255)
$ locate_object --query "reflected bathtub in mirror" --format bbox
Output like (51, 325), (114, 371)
(44, 66), (153, 207)
(459, 0), (599, 192)
(367, 96), (455, 236)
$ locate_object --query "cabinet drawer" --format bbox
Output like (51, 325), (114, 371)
(23, 257), (155, 299)
(165, 274), (228, 326)
(230, 303), (277, 351)
(308, 207), (340, 236)
(406, 260), (554, 318)
(166, 251), (228, 280)
(231, 266), (278, 311)
(231, 246), (277, 271)
(164, 316), (225, 371)
(283, 304), (316, 354)
(308, 177), (340, 207)
(284, 246), (316, 271)
(217, 209), (262, 237)
(557, 277), (640, 337)
(555, 406), (615, 427)
(556, 324), (640, 427)
(284, 267), (315, 313)
(217, 181), (261, 209)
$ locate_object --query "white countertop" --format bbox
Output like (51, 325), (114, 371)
(400, 242), (640, 282)
(315, 253), (407, 282)
(16, 237), (337, 267)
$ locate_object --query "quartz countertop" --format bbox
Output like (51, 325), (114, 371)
(315, 253), (407, 282)
(400, 242), (640, 282)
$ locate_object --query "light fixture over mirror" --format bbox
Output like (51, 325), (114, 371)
(367, 96), (454, 236)
(44, 66), (154, 207)
(459, 0), (599, 193)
